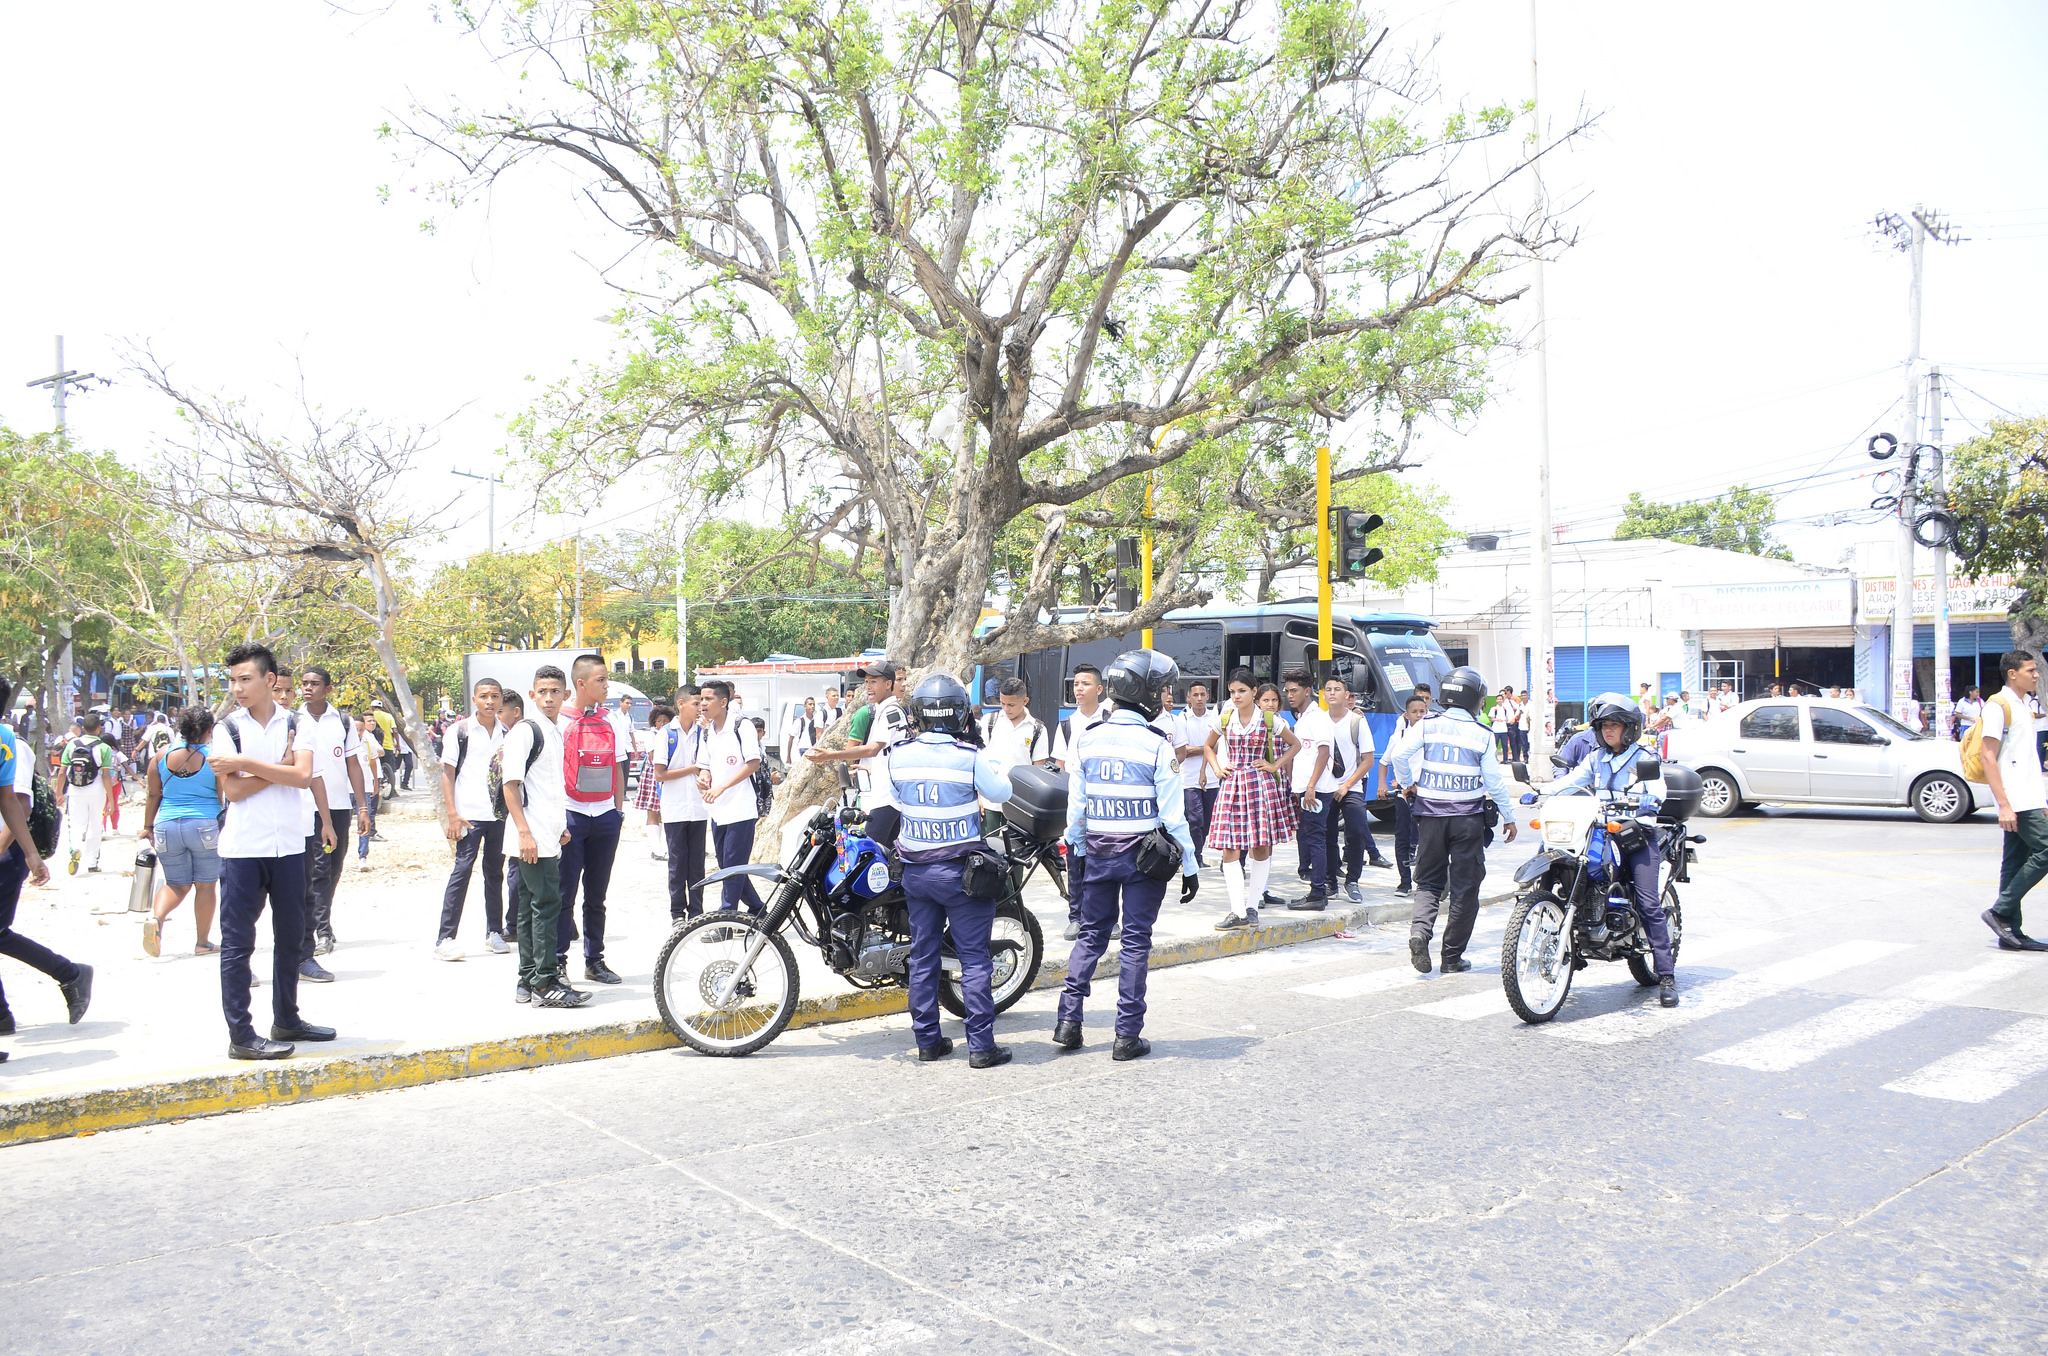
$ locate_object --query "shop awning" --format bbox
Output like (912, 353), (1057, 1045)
(1702, 627), (1857, 649)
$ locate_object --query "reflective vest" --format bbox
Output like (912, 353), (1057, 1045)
(1412, 711), (1491, 817)
(1075, 713), (1168, 837)
(887, 734), (987, 862)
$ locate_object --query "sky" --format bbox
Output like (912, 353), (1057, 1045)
(3, 1), (2045, 577)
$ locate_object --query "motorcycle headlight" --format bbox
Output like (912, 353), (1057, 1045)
(1543, 820), (1578, 847)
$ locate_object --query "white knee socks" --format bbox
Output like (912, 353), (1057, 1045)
(1222, 858), (1247, 914)
(1244, 856), (1271, 912)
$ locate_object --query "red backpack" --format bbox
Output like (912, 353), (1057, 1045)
(561, 708), (621, 805)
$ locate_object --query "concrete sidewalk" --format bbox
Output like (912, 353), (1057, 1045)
(0, 792), (1526, 1144)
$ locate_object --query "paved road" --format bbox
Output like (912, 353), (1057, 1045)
(6, 807), (2046, 1353)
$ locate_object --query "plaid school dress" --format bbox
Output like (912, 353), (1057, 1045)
(633, 728), (670, 811)
(1206, 709), (1295, 851)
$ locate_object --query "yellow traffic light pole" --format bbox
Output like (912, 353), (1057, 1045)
(1141, 473), (1155, 650)
(1316, 444), (1333, 677)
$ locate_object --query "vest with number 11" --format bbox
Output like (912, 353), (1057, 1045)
(1411, 712), (1490, 817)
(1077, 715), (1166, 837)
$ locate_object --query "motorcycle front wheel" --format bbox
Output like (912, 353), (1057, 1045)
(654, 911), (801, 1056)
(1502, 892), (1576, 1025)
(1627, 885), (1684, 987)
(938, 900), (1045, 1017)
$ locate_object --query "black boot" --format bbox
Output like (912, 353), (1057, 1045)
(1659, 976), (1678, 1008)
(1052, 1020), (1083, 1050)
(1112, 1035), (1151, 1062)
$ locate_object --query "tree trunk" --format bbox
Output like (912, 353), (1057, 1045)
(750, 708), (857, 863)
(365, 553), (446, 822)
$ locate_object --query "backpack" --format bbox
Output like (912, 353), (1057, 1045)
(752, 760), (775, 817)
(1959, 695), (2017, 784)
(560, 708), (621, 804)
(63, 738), (101, 789)
(487, 719), (546, 819)
(224, 711), (300, 759)
(28, 767), (61, 857)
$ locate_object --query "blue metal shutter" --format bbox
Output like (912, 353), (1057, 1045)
(1553, 645), (1631, 702)
(1916, 622), (2016, 658)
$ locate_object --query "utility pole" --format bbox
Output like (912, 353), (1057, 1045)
(1928, 367), (1950, 738)
(450, 469), (503, 552)
(1526, 0), (1556, 773)
(573, 530), (585, 648)
(25, 336), (98, 737)
(1889, 207), (1925, 726)
(674, 512), (689, 683)
(1316, 443), (1333, 684)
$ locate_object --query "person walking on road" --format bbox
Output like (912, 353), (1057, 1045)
(1979, 651), (2048, 953)
(297, 667), (367, 963)
(651, 685), (712, 920)
(555, 655), (628, 986)
(208, 643), (334, 1060)
(0, 674), (81, 1043)
(1207, 668), (1302, 931)
(436, 677), (509, 958)
(61, 713), (116, 875)
(140, 706), (224, 958)
(501, 670), (586, 1008)
(1389, 666), (1518, 976)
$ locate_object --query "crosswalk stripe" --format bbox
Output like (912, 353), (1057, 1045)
(1673, 928), (1785, 964)
(1292, 966), (1431, 1000)
(1407, 988), (1507, 1020)
(1882, 1017), (2048, 1103)
(1698, 957), (2034, 1073)
(1405, 931), (1785, 1023)
(1547, 940), (1909, 1046)
(1198, 936), (1404, 981)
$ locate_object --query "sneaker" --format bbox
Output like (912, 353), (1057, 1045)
(1344, 881), (1363, 903)
(1213, 912), (1254, 931)
(1368, 857), (1395, 871)
(68, 849), (79, 876)
(434, 939), (466, 962)
(650, 848), (668, 861)
(313, 932), (335, 957)
(514, 983), (532, 1004)
(1394, 882), (1414, 898)
(485, 931), (510, 955)
(1063, 919), (1080, 941)
(60, 964), (94, 1024)
(1286, 894), (1328, 912)
(535, 983), (591, 1009)
(86, 863), (100, 874)
(142, 917), (162, 958)
(298, 958), (335, 983)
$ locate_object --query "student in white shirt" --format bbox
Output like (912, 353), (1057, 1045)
(698, 679), (766, 913)
(296, 666), (367, 966)
(1279, 668), (1340, 907)
(1323, 675), (1393, 899)
(1049, 664), (1106, 771)
(979, 676), (1050, 834)
(1172, 682), (1221, 867)
(1980, 652), (2048, 952)
(651, 683), (712, 919)
(435, 677), (509, 957)
(207, 643), (333, 1061)
(500, 677), (587, 1007)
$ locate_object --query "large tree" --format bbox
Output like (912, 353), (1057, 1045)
(1612, 484), (1793, 560)
(1947, 416), (2048, 667)
(407, 0), (1576, 675)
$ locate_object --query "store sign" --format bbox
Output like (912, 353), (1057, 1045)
(1859, 572), (2019, 622)
(1670, 579), (1855, 630)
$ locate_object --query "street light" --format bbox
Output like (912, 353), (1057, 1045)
(450, 469), (504, 552)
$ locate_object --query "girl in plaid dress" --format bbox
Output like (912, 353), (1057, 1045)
(636, 705), (673, 858)
(1206, 669), (1302, 931)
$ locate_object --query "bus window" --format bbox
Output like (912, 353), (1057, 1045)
(976, 657), (1017, 707)
(1364, 630), (1452, 705)
(1064, 631), (1141, 704)
(1225, 633), (1274, 685)
(1151, 623), (1222, 699)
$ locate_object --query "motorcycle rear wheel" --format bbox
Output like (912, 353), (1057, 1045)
(1627, 886), (1684, 987)
(1502, 892), (1576, 1025)
(938, 901), (1045, 1017)
(655, 911), (801, 1056)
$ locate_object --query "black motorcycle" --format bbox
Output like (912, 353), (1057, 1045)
(652, 769), (1065, 1056)
(1500, 755), (1707, 1024)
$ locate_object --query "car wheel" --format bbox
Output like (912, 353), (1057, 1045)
(1696, 768), (1740, 818)
(1910, 773), (1971, 824)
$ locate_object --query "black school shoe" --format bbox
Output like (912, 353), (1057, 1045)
(1659, 976), (1679, 1008)
(585, 960), (624, 985)
(1286, 894), (1328, 912)
(61, 965), (93, 1024)
(968, 1045), (1012, 1069)
(917, 1037), (955, 1062)
(1051, 1020), (1083, 1050)
(1440, 957), (1472, 975)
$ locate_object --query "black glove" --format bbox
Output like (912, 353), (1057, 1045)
(1180, 873), (1200, 904)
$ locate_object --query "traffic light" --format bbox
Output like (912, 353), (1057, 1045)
(1327, 508), (1385, 582)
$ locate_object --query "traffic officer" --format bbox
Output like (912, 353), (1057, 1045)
(1551, 694), (1679, 1007)
(887, 673), (1018, 1068)
(1389, 666), (1517, 975)
(1054, 649), (1199, 1062)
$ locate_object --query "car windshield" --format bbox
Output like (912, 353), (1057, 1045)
(1364, 631), (1452, 703)
(1854, 705), (1925, 741)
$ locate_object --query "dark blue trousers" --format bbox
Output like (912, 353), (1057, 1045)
(1393, 796), (1418, 884)
(1330, 789), (1381, 882)
(557, 808), (622, 961)
(1617, 843), (1675, 977)
(712, 819), (764, 912)
(1058, 845), (1169, 1038)
(438, 819), (505, 943)
(1297, 792), (1332, 895)
(1065, 846), (1087, 924)
(0, 843), (82, 1016)
(903, 859), (997, 1052)
(219, 854), (307, 1045)
(1184, 787), (1216, 867)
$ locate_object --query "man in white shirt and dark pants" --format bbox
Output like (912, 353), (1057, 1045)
(699, 680), (766, 913)
(980, 676), (1050, 836)
(1323, 674), (1393, 900)
(1980, 650), (2048, 952)
(208, 643), (335, 1060)
(296, 666), (367, 966)
(1171, 682), (1219, 868)
(1280, 668), (1338, 910)
(500, 675), (588, 1007)
(556, 655), (628, 985)
(436, 677), (508, 956)
(651, 683), (712, 919)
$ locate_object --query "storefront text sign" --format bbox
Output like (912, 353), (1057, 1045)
(1671, 579), (1855, 630)
(1859, 572), (2018, 622)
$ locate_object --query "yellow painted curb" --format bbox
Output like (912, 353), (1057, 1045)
(1, 890), (1509, 1149)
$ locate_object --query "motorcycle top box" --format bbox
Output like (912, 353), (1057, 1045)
(1656, 765), (1705, 822)
(1006, 764), (1069, 842)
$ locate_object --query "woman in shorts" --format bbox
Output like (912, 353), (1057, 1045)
(139, 706), (223, 957)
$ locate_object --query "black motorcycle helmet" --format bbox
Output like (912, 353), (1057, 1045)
(1584, 692), (1644, 746)
(1102, 648), (1179, 720)
(910, 672), (973, 735)
(1439, 666), (1486, 715)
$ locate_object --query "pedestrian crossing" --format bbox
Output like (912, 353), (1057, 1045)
(1207, 925), (2048, 1105)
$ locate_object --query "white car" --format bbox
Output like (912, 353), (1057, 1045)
(1661, 697), (1989, 823)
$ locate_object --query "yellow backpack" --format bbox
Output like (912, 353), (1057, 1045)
(1959, 695), (2015, 784)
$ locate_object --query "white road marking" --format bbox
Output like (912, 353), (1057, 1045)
(1883, 1018), (2048, 1103)
(1699, 957), (2034, 1073)
(1676, 929), (1786, 964)
(1197, 936), (1399, 981)
(1293, 966), (1431, 1000)
(1406, 931), (1787, 1023)
(1548, 940), (1909, 1046)
(781, 1320), (936, 1356)
(1407, 989), (1507, 1021)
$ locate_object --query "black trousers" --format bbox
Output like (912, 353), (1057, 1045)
(664, 819), (708, 919)
(0, 842), (82, 1015)
(439, 819), (506, 942)
(1409, 811), (1488, 964)
(1329, 789), (1381, 881)
(302, 806), (353, 953)
(220, 854), (307, 1045)
(1393, 796), (1418, 885)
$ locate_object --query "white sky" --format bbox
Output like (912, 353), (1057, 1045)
(3, 1), (2044, 576)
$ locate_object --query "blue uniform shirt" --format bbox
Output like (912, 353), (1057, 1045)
(1064, 708), (1197, 874)
(1389, 707), (1517, 823)
(1552, 741), (1662, 816)
(1558, 728), (1600, 771)
(885, 732), (1014, 864)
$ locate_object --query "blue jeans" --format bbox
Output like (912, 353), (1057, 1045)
(558, 808), (622, 962)
(1330, 788), (1380, 882)
(712, 820), (763, 912)
(903, 859), (997, 1052)
(219, 854), (307, 1045)
(1057, 845), (1169, 1038)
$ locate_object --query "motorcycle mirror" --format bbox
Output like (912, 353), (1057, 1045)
(1632, 755), (1663, 784)
(833, 762), (855, 790)
(1549, 753), (1568, 769)
(1519, 791), (1537, 805)
(1510, 760), (1530, 784)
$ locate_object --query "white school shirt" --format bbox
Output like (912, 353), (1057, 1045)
(981, 710), (1049, 810)
(210, 706), (309, 859)
(558, 707), (627, 818)
(650, 721), (709, 824)
(700, 715), (763, 828)
(1050, 706), (1104, 769)
(1175, 708), (1218, 787)
(297, 704), (363, 811)
(1982, 689), (2047, 814)
(1328, 708), (1375, 789)
(440, 715), (506, 822)
(1290, 704), (1338, 795)
(500, 716), (567, 857)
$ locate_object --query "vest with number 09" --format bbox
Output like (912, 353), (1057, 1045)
(1076, 715), (1168, 836)
(1411, 712), (1491, 817)
(887, 734), (987, 863)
